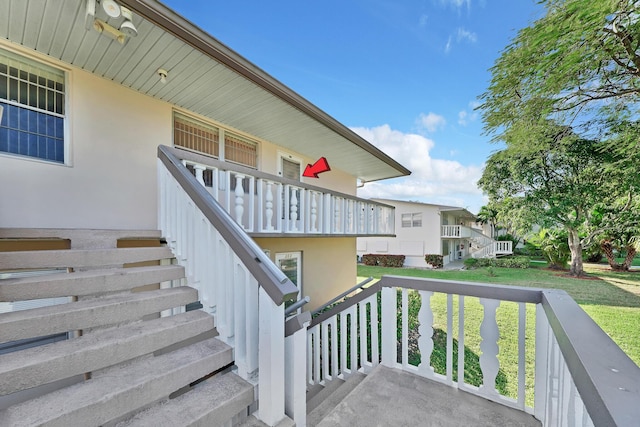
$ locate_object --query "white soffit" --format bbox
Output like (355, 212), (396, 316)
(0, 0), (411, 183)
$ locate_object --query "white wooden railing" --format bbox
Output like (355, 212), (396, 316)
(307, 276), (640, 426)
(441, 225), (471, 238)
(158, 146), (298, 426)
(167, 146), (395, 236)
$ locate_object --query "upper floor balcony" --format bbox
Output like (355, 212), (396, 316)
(164, 146), (395, 238)
(441, 225), (472, 238)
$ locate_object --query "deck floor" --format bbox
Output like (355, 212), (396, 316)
(317, 365), (541, 427)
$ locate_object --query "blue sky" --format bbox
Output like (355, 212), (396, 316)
(162, 0), (543, 214)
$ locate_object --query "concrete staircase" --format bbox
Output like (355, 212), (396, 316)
(306, 373), (367, 426)
(0, 229), (254, 427)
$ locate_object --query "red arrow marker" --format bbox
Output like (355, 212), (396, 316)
(303, 157), (331, 178)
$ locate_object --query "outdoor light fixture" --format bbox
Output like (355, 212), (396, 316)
(101, 0), (121, 18)
(157, 68), (168, 84)
(85, 0), (138, 45)
(119, 6), (138, 37)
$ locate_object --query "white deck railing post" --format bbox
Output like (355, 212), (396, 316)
(258, 287), (286, 426)
(534, 304), (549, 424)
(381, 286), (397, 367)
(285, 320), (310, 427)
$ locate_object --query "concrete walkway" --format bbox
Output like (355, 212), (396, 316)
(317, 365), (540, 427)
(442, 260), (465, 270)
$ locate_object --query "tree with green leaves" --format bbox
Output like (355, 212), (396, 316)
(480, 0), (640, 142)
(476, 204), (499, 238)
(478, 0), (640, 275)
(478, 122), (608, 276)
(589, 195), (640, 270)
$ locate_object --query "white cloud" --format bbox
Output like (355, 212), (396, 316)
(458, 110), (468, 126)
(444, 36), (453, 53)
(351, 125), (484, 211)
(419, 14), (428, 27)
(417, 112), (446, 133)
(456, 27), (477, 43)
(439, 0), (472, 12)
(458, 100), (480, 126)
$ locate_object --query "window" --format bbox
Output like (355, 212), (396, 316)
(224, 132), (257, 168)
(174, 112), (219, 157)
(0, 48), (65, 163)
(275, 252), (302, 312)
(282, 157), (300, 181)
(401, 213), (422, 228)
(173, 111), (258, 169)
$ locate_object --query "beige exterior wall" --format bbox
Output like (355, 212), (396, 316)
(0, 41), (357, 230)
(0, 43), (171, 229)
(254, 237), (356, 312)
(259, 142), (356, 195)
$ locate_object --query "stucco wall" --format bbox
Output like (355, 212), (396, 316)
(0, 43), (358, 230)
(254, 237), (357, 312)
(259, 142), (356, 195)
(0, 47), (171, 229)
(357, 200), (443, 268)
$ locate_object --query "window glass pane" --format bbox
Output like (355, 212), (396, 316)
(225, 132), (257, 168)
(173, 112), (219, 157)
(0, 48), (65, 163)
(412, 213), (422, 227)
(0, 74), (6, 99)
(282, 158), (300, 181)
(401, 213), (412, 228)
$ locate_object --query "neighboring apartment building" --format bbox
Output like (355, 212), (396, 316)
(0, 0), (409, 312)
(357, 199), (512, 268)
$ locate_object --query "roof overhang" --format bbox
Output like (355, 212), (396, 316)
(0, 0), (410, 183)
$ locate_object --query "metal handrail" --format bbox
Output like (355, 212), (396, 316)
(284, 296), (310, 316)
(311, 276), (374, 317)
(158, 145), (298, 305)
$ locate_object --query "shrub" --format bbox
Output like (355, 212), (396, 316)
(361, 254), (405, 267)
(583, 245), (603, 263)
(361, 254), (378, 266)
(467, 256), (531, 269)
(424, 254), (444, 269)
(463, 258), (479, 268)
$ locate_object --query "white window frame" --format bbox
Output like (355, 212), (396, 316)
(277, 151), (302, 181)
(0, 44), (70, 166)
(275, 251), (302, 310)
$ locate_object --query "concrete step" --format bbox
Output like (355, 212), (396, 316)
(307, 372), (367, 427)
(116, 372), (253, 427)
(0, 246), (174, 270)
(306, 377), (345, 413)
(0, 310), (214, 396)
(237, 415), (296, 427)
(0, 264), (185, 301)
(0, 286), (198, 343)
(0, 337), (233, 427)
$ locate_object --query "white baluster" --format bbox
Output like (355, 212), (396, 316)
(334, 197), (341, 232)
(234, 174), (245, 226)
(479, 298), (500, 395)
(290, 188), (298, 232)
(194, 164), (206, 186)
(417, 290), (435, 377)
(265, 181), (274, 231)
(310, 192), (318, 232)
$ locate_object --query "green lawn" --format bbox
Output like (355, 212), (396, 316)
(356, 262), (640, 406)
